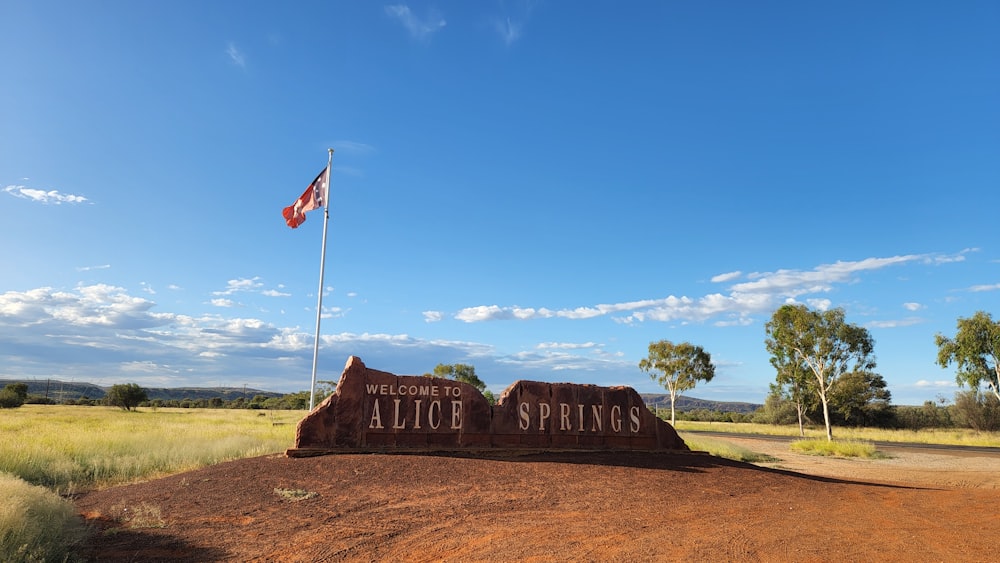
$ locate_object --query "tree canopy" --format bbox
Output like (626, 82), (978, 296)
(0, 382), (28, 409)
(106, 383), (149, 411)
(426, 363), (495, 404)
(639, 340), (715, 425)
(765, 304), (877, 440)
(935, 310), (1000, 402)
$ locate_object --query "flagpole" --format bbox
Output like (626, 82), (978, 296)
(309, 148), (334, 411)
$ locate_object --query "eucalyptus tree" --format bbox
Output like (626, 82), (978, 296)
(765, 304), (876, 441)
(769, 347), (814, 436)
(427, 363), (495, 404)
(935, 311), (1000, 402)
(639, 340), (715, 426)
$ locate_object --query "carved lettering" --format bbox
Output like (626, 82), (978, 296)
(392, 399), (405, 429)
(591, 405), (603, 432)
(369, 399), (384, 429)
(629, 406), (641, 432)
(610, 405), (622, 432)
(428, 400), (442, 430)
(559, 403), (571, 431)
(538, 402), (550, 431)
(451, 400), (462, 430)
(518, 402), (530, 430)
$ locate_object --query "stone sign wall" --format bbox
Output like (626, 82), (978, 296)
(289, 356), (687, 455)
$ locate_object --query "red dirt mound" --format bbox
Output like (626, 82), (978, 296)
(75, 451), (997, 562)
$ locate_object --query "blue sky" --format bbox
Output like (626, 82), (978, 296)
(2, 1), (998, 405)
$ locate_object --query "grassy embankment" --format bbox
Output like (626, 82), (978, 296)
(0, 405), (302, 562)
(675, 419), (1000, 459)
(673, 420), (1000, 447)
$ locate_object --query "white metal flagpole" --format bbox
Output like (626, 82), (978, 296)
(308, 148), (334, 411)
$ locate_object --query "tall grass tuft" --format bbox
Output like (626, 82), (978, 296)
(0, 472), (86, 563)
(680, 434), (779, 463)
(790, 439), (884, 458)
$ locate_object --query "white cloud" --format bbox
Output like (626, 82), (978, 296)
(210, 298), (237, 308)
(76, 264), (111, 272)
(452, 252), (962, 326)
(868, 317), (923, 329)
(536, 342), (597, 350)
(385, 5), (446, 40)
(4, 185), (88, 204)
(903, 302), (924, 311)
(213, 277), (263, 296)
(915, 380), (955, 388)
(226, 42), (246, 67)
(422, 311), (444, 323)
(261, 289), (291, 297)
(711, 271), (742, 283)
(969, 283), (1000, 292)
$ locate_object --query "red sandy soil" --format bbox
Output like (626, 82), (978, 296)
(74, 443), (999, 562)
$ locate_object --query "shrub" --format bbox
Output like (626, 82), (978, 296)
(790, 439), (883, 458)
(0, 472), (86, 562)
(0, 389), (24, 409)
(105, 383), (148, 411)
(952, 390), (1000, 431)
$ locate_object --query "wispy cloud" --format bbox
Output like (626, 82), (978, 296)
(4, 185), (88, 204)
(969, 283), (1000, 292)
(494, 17), (522, 46)
(334, 141), (375, 154)
(213, 277), (263, 296)
(915, 380), (955, 388)
(226, 42), (246, 68)
(711, 271), (742, 283)
(422, 311), (444, 323)
(385, 5), (446, 40)
(77, 264), (111, 272)
(868, 317), (923, 329)
(453, 251), (966, 326)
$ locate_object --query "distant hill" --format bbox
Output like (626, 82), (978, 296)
(2, 378), (759, 412)
(641, 394), (762, 414)
(0, 379), (282, 403)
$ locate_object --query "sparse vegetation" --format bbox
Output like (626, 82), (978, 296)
(274, 487), (319, 501)
(790, 439), (884, 458)
(679, 434), (779, 463)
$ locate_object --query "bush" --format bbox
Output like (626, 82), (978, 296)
(790, 439), (884, 458)
(0, 388), (24, 409)
(1, 383), (29, 408)
(0, 472), (87, 562)
(105, 383), (148, 411)
(952, 390), (1000, 431)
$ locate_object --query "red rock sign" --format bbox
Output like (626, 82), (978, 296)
(289, 356), (688, 455)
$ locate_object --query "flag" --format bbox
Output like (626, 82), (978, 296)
(282, 166), (328, 228)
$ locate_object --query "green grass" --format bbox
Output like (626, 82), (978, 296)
(0, 405), (301, 493)
(790, 438), (885, 458)
(679, 434), (779, 463)
(672, 420), (1000, 447)
(0, 472), (87, 563)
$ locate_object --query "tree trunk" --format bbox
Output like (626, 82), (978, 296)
(669, 388), (677, 426)
(795, 400), (805, 437)
(820, 394), (833, 441)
